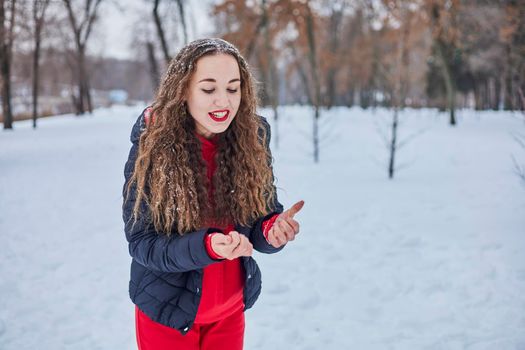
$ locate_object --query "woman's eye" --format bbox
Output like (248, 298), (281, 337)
(201, 88), (238, 94)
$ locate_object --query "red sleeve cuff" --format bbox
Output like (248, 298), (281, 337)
(262, 214), (280, 243)
(144, 107), (154, 125)
(205, 232), (224, 260)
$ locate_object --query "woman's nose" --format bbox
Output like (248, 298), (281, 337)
(214, 92), (228, 107)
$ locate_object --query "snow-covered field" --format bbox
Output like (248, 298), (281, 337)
(1, 105), (524, 350)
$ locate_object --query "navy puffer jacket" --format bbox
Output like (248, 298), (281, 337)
(122, 109), (284, 335)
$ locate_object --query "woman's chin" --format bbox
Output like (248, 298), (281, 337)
(207, 120), (233, 134)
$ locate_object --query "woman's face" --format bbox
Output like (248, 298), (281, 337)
(186, 53), (242, 139)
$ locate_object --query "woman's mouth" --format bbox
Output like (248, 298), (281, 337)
(208, 110), (229, 122)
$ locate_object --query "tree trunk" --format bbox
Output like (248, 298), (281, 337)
(32, 0), (49, 128)
(76, 47), (86, 114)
(262, 0), (279, 149)
(305, 3), (321, 163)
(326, 68), (335, 109)
(326, 5), (343, 109)
(147, 41), (160, 93)
(245, 17), (265, 61)
(518, 86), (525, 113)
(0, 0), (13, 129)
(430, 3), (456, 125)
(493, 76), (501, 110)
(83, 69), (93, 113)
(388, 108), (398, 179)
(313, 106), (319, 163)
(32, 32), (40, 128)
(175, 0), (187, 45)
(388, 4), (411, 180)
(1, 47), (13, 129)
(63, 0), (102, 115)
(289, 43), (312, 105)
(76, 46), (93, 114)
(435, 38), (456, 125)
(81, 48), (93, 114)
(153, 0), (171, 63)
(474, 80), (482, 110)
(503, 43), (513, 110)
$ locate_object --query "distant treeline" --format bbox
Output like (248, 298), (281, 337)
(210, 0), (524, 115)
(1, 0), (524, 129)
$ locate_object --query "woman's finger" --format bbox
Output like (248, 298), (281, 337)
(287, 218), (300, 234)
(243, 242), (253, 256)
(278, 219), (295, 241)
(272, 226), (286, 246)
(267, 228), (280, 248)
(281, 200), (305, 220)
(232, 235), (252, 256)
(229, 231), (241, 248)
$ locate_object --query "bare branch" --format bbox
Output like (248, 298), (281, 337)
(82, 0), (103, 45)
(511, 131), (525, 149)
(63, 0), (80, 43)
(372, 116), (391, 149)
(511, 154), (525, 184)
(395, 157), (418, 173)
(7, 0), (16, 58)
(175, 0), (187, 45)
(153, 0), (171, 63)
(397, 127), (429, 150)
(245, 16), (265, 61)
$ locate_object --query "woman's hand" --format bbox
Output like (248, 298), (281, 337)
(211, 231), (253, 260)
(267, 200), (305, 248)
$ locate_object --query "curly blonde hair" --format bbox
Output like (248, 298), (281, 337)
(126, 38), (277, 235)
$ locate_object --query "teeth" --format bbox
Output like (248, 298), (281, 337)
(211, 111), (227, 118)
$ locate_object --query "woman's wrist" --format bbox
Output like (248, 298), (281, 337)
(262, 213), (280, 243)
(204, 232), (225, 260)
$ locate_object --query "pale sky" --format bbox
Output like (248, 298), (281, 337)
(94, 0), (215, 60)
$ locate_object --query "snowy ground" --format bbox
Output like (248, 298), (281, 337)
(1, 105), (524, 350)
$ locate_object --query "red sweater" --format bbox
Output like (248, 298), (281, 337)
(193, 132), (245, 324)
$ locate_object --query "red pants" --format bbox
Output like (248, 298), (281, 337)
(135, 305), (245, 350)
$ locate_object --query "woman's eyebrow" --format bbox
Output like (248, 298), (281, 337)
(198, 78), (241, 83)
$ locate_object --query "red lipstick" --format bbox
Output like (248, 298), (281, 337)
(208, 109), (229, 122)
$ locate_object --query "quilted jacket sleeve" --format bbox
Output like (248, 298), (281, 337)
(249, 116), (286, 254)
(122, 110), (221, 273)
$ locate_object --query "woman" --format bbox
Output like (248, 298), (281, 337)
(122, 38), (304, 349)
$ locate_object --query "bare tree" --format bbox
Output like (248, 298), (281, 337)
(271, 0), (322, 161)
(0, 0), (16, 130)
(323, 0), (346, 108)
(511, 129), (525, 186)
(371, 0), (425, 179)
(151, 0), (189, 64)
(511, 63), (525, 184)
(146, 41), (160, 92)
(175, 0), (187, 45)
(304, 0), (321, 163)
(32, 0), (50, 128)
(427, 0), (460, 126)
(245, 19), (265, 61)
(261, 0), (280, 149)
(153, 0), (171, 63)
(388, 2), (413, 179)
(62, 0), (104, 115)
(501, 1), (525, 111)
